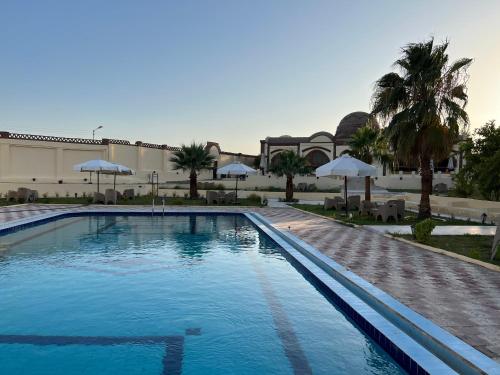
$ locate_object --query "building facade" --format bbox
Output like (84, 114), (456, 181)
(259, 111), (378, 172)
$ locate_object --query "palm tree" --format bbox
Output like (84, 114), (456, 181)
(270, 150), (310, 202)
(348, 125), (379, 201)
(371, 39), (472, 218)
(372, 134), (394, 177)
(170, 143), (215, 199)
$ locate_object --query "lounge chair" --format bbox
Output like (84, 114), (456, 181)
(387, 199), (405, 219)
(105, 189), (118, 205)
(359, 200), (377, 216)
(93, 192), (105, 204)
(347, 195), (361, 211)
(123, 189), (135, 200)
(374, 202), (398, 223)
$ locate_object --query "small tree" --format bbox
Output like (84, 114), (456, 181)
(170, 143), (215, 199)
(348, 125), (378, 201)
(348, 124), (394, 201)
(458, 120), (500, 200)
(270, 150), (310, 202)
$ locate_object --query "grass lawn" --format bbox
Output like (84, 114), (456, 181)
(395, 234), (499, 266)
(291, 204), (492, 226)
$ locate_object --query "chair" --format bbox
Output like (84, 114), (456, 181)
(206, 191), (219, 205)
(433, 183), (448, 194)
(387, 199), (405, 219)
(225, 192), (236, 204)
(217, 191), (227, 204)
(6, 190), (17, 202)
(359, 200), (377, 216)
(375, 202), (398, 223)
(17, 188), (36, 203)
(347, 195), (361, 211)
(93, 192), (105, 204)
(104, 189), (118, 205)
(123, 189), (135, 200)
(297, 183), (307, 192)
(324, 196), (345, 210)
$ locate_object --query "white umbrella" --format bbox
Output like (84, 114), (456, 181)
(217, 162), (257, 201)
(73, 160), (134, 193)
(315, 154), (377, 215)
(108, 163), (134, 191)
(447, 157), (454, 171)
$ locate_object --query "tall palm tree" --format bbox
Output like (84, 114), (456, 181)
(170, 143), (215, 199)
(270, 150), (310, 202)
(371, 39), (472, 218)
(348, 125), (379, 201)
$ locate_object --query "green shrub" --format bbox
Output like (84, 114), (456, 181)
(452, 171), (475, 197)
(169, 198), (185, 205)
(414, 219), (436, 243)
(246, 193), (261, 203)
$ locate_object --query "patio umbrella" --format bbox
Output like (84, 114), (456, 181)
(73, 160), (133, 193)
(109, 163), (135, 190)
(315, 154), (377, 216)
(217, 162), (257, 201)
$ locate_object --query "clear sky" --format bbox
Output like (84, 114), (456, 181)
(1, 0), (499, 154)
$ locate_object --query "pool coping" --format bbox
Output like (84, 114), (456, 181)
(0, 207), (499, 375)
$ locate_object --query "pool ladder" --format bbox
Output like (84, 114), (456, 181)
(151, 197), (165, 216)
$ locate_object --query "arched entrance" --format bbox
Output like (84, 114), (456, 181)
(305, 150), (329, 169)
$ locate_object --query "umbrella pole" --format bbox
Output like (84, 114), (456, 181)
(114, 173), (117, 204)
(235, 175), (238, 203)
(97, 171), (100, 194)
(344, 176), (348, 217)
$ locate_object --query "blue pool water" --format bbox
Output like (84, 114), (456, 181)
(0, 215), (405, 374)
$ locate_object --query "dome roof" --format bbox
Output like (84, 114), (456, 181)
(335, 111), (379, 141)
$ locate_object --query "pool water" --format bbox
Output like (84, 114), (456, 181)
(0, 215), (404, 374)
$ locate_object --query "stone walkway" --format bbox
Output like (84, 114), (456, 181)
(0, 204), (499, 362)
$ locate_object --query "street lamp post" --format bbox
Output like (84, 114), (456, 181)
(92, 125), (103, 140)
(90, 125), (103, 184)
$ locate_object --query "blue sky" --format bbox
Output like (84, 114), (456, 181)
(1, 0), (499, 154)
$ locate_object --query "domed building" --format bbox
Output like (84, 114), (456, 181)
(259, 111), (377, 172)
(334, 111), (379, 145)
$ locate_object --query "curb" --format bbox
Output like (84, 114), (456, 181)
(289, 205), (358, 228)
(387, 234), (500, 273)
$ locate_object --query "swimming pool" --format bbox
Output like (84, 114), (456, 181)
(0, 214), (411, 374)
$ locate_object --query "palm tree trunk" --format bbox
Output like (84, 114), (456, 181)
(285, 175), (294, 202)
(189, 170), (198, 199)
(418, 155), (432, 219)
(364, 176), (371, 201)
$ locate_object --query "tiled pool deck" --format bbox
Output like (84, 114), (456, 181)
(1, 204), (499, 363)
